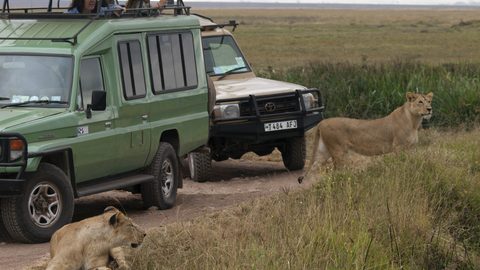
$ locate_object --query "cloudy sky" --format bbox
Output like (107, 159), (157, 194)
(193, 0), (464, 2)
(13, 0), (480, 7)
(176, 0), (477, 4)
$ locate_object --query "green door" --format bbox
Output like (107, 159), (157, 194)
(112, 35), (151, 172)
(72, 57), (118, 182)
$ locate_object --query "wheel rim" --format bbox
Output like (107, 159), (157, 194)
(161, 159), (174, 197)
(188, 154), (195, 179)
(28, 182), (62, 228)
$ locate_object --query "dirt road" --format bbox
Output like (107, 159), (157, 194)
(0, 159), (312, 270)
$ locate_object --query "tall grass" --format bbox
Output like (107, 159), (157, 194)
(259, 61), (480, 127)
(133, 129), (480, 269)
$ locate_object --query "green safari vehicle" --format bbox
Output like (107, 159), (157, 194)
(0, 0), (209, 243)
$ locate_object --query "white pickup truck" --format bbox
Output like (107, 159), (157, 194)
(188, 15), (325, 181)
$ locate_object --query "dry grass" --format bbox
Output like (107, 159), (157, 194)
(133, 128), (480, 269)
(197, 9), (480, 70)
(124, 9), (480, 269)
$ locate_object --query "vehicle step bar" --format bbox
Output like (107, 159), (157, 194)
(76, 173), (154, 197)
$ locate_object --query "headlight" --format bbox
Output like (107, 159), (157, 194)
(302, 93), (318, 110)
(9, 138), (25, 162)
(213, 104), (240, 120)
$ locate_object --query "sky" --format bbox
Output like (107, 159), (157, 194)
(11, 0), (480, 7)
(185, 0), (475, 3)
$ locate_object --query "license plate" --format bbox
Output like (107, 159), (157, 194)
(264, 120), (297, 132)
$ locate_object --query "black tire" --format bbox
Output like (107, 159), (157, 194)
(281, 136), (306, 171)
(188, 152), (212, 182)
(141, 142), (179, 210)
(1, 163), (74, 243)
(0, 206), (12, 243)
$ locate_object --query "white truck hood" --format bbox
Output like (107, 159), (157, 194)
(214, 77), (306, 100)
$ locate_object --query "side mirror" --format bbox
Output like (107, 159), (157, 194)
(90, 90), (106, 111)
(85, 90), (106, 119)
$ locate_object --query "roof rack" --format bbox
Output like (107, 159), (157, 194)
(0, 0), (191, 46)
(1, 0), (190, 17)
(0, 19), (94, 46)
(194, 13), (239, 32)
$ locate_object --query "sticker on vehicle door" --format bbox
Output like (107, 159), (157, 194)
(77, 126), (89, 136)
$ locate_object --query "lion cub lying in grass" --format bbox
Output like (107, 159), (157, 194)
(46, 206), (145, 270)
(299, 92), (433, 182)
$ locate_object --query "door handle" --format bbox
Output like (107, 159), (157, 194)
(141, 114), (148, 120)
(104, 121), (112, 128)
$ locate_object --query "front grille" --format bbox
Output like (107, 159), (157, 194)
(240, 95), (300, 116)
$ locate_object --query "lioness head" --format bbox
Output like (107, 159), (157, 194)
(104, 206), (146, 248)
(406, 92), (433, 120)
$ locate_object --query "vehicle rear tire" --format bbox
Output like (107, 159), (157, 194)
(141, 142), (179, 210)
(281, 136), (306, 171)
(188, 152), (212, 182)
(0, 163), (74, 243)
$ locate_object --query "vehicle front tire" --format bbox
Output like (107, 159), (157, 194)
(142, 142), (179, 210)
(0, 163), (74, 243)
(0, 207), (12, 242)
(188, 152), (212, 182)
(281, 136), (306, 171)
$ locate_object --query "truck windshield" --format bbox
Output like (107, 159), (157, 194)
(202, 35), (250, 76)
(0, 55), (73, 107)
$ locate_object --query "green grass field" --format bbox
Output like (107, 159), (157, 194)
(199, 9), (480, 70)
(134, 9), (480, 269)
(265, 62), (480, 127)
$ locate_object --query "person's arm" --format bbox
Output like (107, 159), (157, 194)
(100, 4), (125, 16)
(155, 0), (167, 11)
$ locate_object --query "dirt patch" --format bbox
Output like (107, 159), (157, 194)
(0, 159), (312, 270)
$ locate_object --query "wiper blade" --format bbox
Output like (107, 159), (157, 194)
(217, 66), (247, 80)
(1, 100), (68, 109)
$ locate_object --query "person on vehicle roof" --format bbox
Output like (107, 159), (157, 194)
(126, 0), (166, 9)
(65, 0), (122, 15)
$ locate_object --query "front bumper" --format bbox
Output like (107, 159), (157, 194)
(0, 178), (25, 197)
(0, 133), (28, 197)
(212, 112), (322, 142)
(212, 89), (324, 142)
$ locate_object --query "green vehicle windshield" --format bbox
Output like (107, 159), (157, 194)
(0, 55), (73, 108)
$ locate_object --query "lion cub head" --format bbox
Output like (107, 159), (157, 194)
(406, 92), (433, 120)
(104, 206), (146, 248)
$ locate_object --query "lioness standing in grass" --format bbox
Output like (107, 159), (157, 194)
(299, 92), (433, 182)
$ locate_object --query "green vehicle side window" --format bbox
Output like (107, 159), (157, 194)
(118, 40), (147, 100)
(79, 57), (105, 110)
(147, 32), (197, 93)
